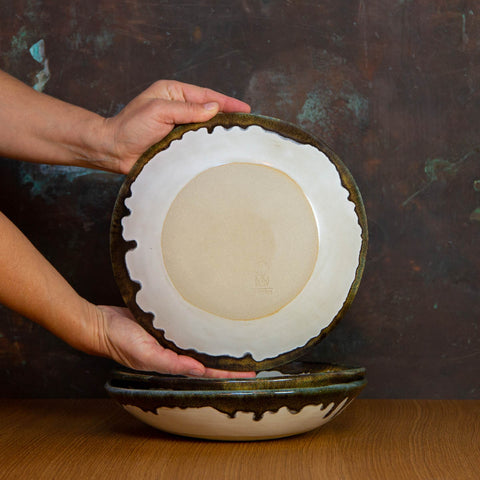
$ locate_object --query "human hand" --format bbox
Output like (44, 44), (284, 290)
(0, 71), (250, 173)
(95, 305), (255, 378)
(96, 80), (251, 174)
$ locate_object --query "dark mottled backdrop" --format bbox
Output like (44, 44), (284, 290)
(0, 0), (478, 398)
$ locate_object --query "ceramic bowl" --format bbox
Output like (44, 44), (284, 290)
(105, 376), (367, 441)
(109, 362), (366, 391)
(110, 113), (368, 371)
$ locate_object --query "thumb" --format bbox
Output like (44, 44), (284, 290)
(164, 100), (220, 125)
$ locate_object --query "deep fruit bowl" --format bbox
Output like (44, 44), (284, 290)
(105, 375), (367, 441)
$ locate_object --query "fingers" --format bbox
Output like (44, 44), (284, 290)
(181, 83), (251, 114)
(157, 99), (221, 126)
(144, 346), (207, 377)
(144, 344), (256, 379)
(181, 85), (251, 114)
(99, 304), (256, 379)
(203, 367), (257, 379)
(146, 80), (251, 114)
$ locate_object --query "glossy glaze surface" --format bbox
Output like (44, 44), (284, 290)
(105, 378), (366, 440)
(109, 362), (366, 391)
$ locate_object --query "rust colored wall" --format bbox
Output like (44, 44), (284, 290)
(0, 1), (479, 398)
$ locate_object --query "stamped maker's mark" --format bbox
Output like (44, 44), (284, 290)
(254, 261), (274, 295)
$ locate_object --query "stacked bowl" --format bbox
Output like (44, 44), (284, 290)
(105, 363), (366, 441)
(107, 114), (368, 441)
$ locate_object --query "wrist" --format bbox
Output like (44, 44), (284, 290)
(75, 301), (109, 358)
(70, 114), (122, 174)
(56, 299), (106, 358)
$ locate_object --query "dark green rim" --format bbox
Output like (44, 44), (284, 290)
(105, 377), (367, 420)
(109, 362), (366, 391)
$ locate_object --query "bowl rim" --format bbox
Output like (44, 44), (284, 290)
(105, 377), (367, 398)
(108, 362), (366, 391)
(104, 377), (367, 419)
(110, 113), (368, 371)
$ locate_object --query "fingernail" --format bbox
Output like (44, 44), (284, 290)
(188, 368), (204, 377)
(203, 102), (219, 111)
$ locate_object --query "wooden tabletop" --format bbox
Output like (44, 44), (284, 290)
(0, 399), (478, 480)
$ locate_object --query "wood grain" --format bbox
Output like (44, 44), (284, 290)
(0, 399), (478, 480)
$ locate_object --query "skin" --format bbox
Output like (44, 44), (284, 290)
(0, 69), (255, 378)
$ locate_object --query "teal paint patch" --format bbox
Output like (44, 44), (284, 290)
(29, 38), (50, 92)
(18, 164), (95, 204)
(8, 27), (29, 58)
(67, 28), (115, 58)
(346, 91), (368, 120)
(462, 13), (468, 45)
(424, 158), (459, 182)
(92, 28), (115, 54)
(246, 71), (295, 116)
(297, 89), (330, 126)
(20, 172), (46, 198)
(32, 65), (50, 92)
(270, 73), (295, 108)
(424, 148), (479, 182)
(470, 207), (480, 222)
(297, 81), (368, 135)
(29, 39), (45, 63)
(474, 180), (480, 192)
(331, 33), (343, 47)
(3, 2), (42, 63)
(403, 149), (480, 206)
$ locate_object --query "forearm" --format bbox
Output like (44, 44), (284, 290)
(0, 211), (101, 354)
(0, 70), (251, 175)
(0, 70), (111, 170)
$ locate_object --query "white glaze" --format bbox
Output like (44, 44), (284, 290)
(123, 398), (349, 441)
(122, 125), (362, 360)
